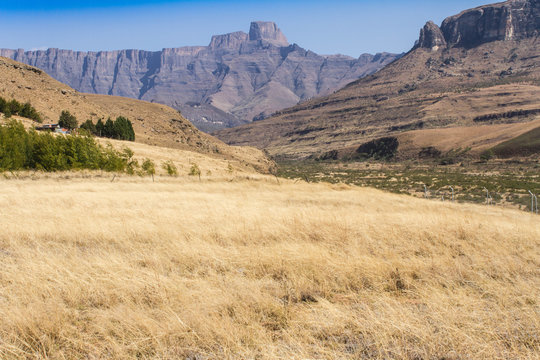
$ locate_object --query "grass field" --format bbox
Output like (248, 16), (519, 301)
(0, 175), (538, 359)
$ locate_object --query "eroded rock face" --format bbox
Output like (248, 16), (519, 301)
(0, 22), (400, 131)
(417, 0), (540, 49)
(209, 31), (249, 50)
(415, 21), (447, 50)
(248, 21), (289, 46)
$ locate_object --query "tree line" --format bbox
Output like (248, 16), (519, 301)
(58, 110), (135, 142)
(80, 116), (135, 141)
(0, 120), (131, 172)
(0, 96), (135, 142)
(0, 96), (42, 122)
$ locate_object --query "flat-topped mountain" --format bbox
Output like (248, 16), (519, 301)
(216, 0), (540, 160)
(0, 22), (400, 132)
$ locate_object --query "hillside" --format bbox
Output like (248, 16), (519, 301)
(0, 22), (400, 132)
(0, 57), (274, 173)
(216, 0), (540, 160)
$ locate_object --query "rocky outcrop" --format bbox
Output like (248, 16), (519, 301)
(0, 21), (400, 132)
(248, 21), (289, 46)
(209, 31), (249, 50)
(416, 0), (540, 50)
(414, 21), (447, 50)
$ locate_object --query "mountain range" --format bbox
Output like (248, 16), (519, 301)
(0, 22), (400, 132)
(216, 0), (540, 160)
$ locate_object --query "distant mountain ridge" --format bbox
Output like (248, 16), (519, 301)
(215, 0), (540, 160)
(0, 21), (401, 132)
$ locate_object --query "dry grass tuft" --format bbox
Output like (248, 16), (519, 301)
(0, 177), (538, 359)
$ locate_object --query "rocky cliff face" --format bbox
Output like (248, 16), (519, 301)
(0, 22), (400, 132)
(417, 0), (540, 50)
(414, 21), (447, 51)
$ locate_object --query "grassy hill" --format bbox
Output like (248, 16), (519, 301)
(0, 176), (538, 359)
(0, 57), (273, 173)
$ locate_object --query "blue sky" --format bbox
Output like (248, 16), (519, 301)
(0, 0), (489, 56)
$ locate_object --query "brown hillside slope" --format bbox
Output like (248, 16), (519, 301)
(0, 57), (273, 172)
(216, 0), (540, 159)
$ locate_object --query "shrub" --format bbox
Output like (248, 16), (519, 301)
(142, 158), (156, 181)
(162, 160), (178, 176)
(189, 163), (201, 180)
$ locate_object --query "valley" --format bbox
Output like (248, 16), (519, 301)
(277, 158), (540, 210)
(0, 0), (539, 359)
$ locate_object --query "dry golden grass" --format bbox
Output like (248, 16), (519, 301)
(0, 176), (539, 359)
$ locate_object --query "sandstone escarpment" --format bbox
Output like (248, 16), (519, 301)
(417, 0), (540, 50)
(414, 21), (447, 51)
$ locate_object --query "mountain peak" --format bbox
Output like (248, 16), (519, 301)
(249, 21), (289, 46)
(414, 21), (447, 51)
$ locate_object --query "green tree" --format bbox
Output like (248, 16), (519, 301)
(103, 118), (115, 138)
(7, 100), (22, 116)
(19, 102), (42, 122)
(80, 119), (97, 135)
(113, 116), (135, 141)
(58, 110), (78, 130)
(162, 160), (178, 176)
(142, 158), (156, 181)
(0, 120), (131, 173)
(0, 97), (6, 113)
(95, 119), (105, 137)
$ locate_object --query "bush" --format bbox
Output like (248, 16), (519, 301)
(142, 158), (156, 180)
(162, 160), (178, 176)
(59, 110), (78, 130)
(189, 163), (201, 180)
(0, 120), (130, 172)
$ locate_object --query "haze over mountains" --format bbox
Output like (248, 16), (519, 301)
(0, 22), (400, 132)
(216, 0), (540, 159)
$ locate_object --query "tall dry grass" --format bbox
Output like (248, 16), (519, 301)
(0, 176), (538, 359)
